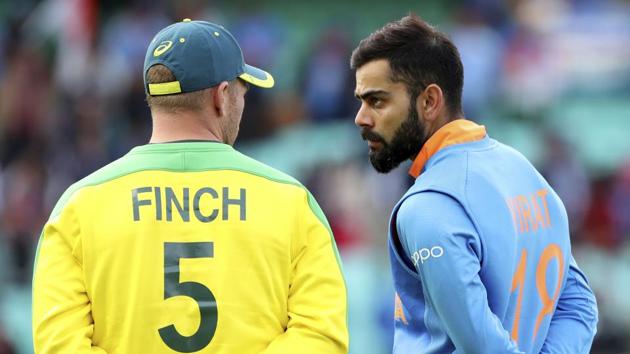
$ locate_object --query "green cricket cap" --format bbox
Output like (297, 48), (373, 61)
(144, 19), (274, 96)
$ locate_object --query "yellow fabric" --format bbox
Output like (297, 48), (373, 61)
(33, 167), (348, 353)
(239, 72), (275, 89)
(148, 81), (183, 95)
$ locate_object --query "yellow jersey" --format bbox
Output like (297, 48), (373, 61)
(33, 142), (348, 354)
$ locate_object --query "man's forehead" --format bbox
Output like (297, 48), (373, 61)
(355, 59), (402, 96)
(356, 59), (391, 85)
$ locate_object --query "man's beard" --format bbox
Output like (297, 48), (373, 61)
(361, 104), (426, 173)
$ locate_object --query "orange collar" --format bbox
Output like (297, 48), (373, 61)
(408, 119), (487, 178)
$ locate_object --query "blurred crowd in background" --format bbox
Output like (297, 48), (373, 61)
(1, 0), (629, 353)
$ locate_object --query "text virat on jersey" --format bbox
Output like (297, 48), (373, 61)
(131, 186), (246, 222)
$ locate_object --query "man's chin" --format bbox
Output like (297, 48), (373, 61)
(369, 152), (399, 174)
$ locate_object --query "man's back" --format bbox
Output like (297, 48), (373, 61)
(33, 142), (348, 353)
(449, 137), (571, 352)
(390, 130), (597, 353)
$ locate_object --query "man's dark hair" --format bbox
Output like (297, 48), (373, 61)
(350, 14), (464, 116)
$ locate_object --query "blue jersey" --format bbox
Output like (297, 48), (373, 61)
(389, 120), (598, 354)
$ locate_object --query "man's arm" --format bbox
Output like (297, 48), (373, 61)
(263, 191), (349, 354)
(32, 204), (107, 354)
(397, 191), (522, 354)
(540, 256), (598, 354)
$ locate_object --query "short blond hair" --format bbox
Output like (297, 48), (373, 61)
(145, 64), (209, 112)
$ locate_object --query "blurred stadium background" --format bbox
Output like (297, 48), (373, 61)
(1, 0), (629, 353)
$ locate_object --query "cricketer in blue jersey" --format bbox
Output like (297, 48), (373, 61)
(351, 15), (598, 354)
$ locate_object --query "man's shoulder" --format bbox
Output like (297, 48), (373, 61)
(395, 190), (474, 247)
(411, 137), (533, 197)
(406, 151), (469, 201)
(397, 191), (464, 223)
(49, 155), (137, 218)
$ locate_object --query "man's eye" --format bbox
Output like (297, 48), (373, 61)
(369, 98), (382, 107)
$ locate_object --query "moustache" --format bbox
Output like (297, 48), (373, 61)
(360, 128), (386, 144)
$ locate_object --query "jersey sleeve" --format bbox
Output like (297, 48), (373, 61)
(396, 191), (523, 354)
(540, 256), (598, 354)
(32, 201), (107, 354)
(263, 191), (348, 354)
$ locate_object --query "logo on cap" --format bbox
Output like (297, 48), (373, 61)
(153, 41), (173, 57)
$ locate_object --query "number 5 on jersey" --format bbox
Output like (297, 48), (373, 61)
(159, 242), (218, 353)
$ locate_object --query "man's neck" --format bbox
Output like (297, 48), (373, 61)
(410, 114), (465, 161)
(149, 109), (224, 144)
(427, 113), (464, 139)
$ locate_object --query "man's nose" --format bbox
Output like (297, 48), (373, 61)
(354, 104), (373, 128)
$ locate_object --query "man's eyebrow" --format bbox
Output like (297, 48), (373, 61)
(354, 90), (389, 100)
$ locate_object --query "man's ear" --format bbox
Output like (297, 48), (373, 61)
(416, 84), (444, 123)
(212, 81), (230, 117)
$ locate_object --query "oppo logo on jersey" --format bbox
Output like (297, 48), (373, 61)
(411, 246), (444, 266)
(132, 186), (247, 223)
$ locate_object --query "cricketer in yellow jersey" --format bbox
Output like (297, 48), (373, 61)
(32, 19), (349, 354)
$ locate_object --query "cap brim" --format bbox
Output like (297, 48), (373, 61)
(239, 64), (274, 88)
